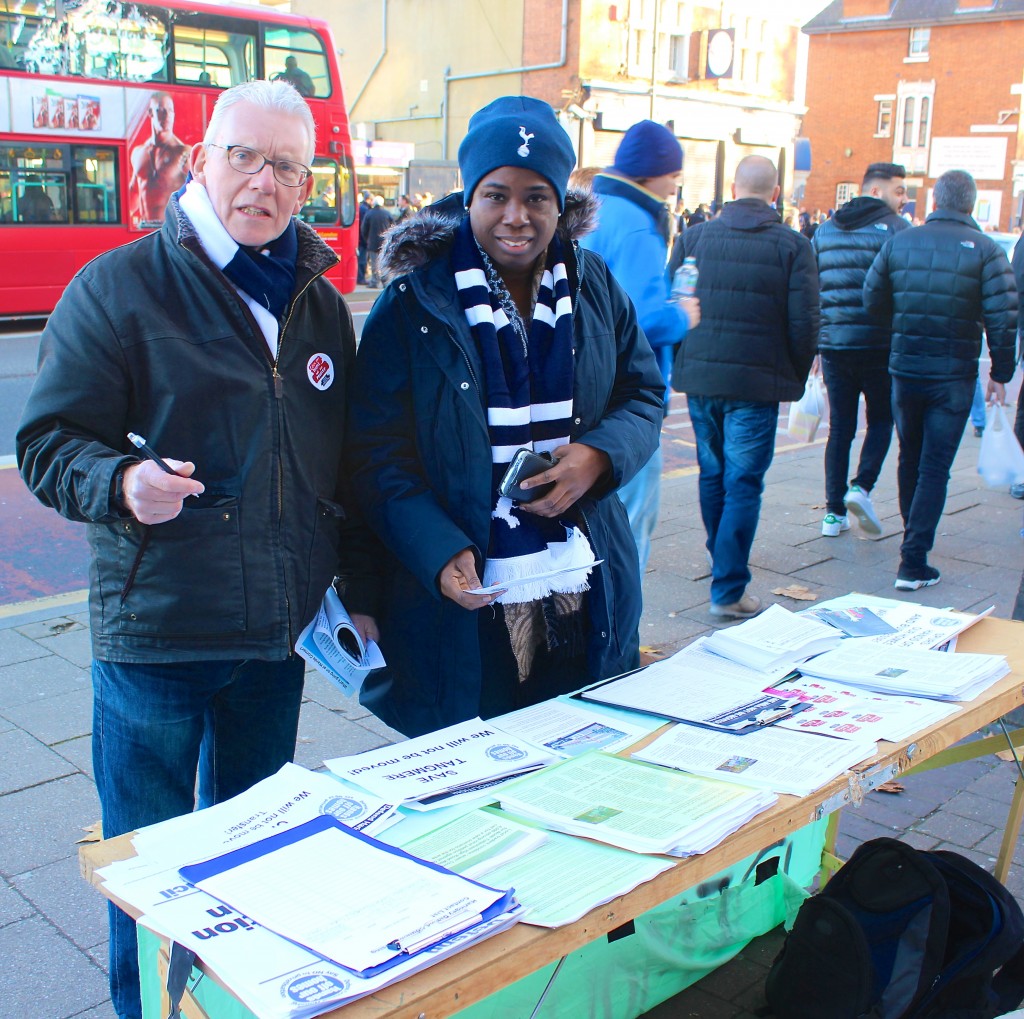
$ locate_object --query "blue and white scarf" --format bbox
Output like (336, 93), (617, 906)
(177, 178), (297, 356)
(452, 217), (594, 605)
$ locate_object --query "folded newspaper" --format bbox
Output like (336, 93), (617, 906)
(295, 585), (385, 696)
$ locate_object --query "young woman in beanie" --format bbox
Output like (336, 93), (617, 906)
(345, 95), (664, 737)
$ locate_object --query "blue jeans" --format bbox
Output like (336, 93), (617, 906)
(820, 350), (893, 515)
(617, 444), (662, 574)
(891, 375), (974, 569)
(688, 396), (778, 605)
(92, 657), (305, 1019)
(970, 377), (986, 431)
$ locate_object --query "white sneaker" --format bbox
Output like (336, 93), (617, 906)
(821, 513), (849, 537)
(844, 485), (882, 535)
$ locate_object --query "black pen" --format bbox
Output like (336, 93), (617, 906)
(126, 432), (178, 476)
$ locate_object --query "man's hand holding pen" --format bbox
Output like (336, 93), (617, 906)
(122, 459), (204, 525)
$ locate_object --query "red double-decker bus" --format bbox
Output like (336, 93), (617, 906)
(0, 0), (357, 318)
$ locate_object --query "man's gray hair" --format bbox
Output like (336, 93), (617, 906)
(204, 80), (316, 162)
(933, 170), (976, 215)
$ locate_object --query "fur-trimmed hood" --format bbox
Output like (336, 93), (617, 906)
(376, 188), (599, 285)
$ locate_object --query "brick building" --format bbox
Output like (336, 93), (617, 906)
(293, 0), (813, 212)
(802, 0), (1024, 229)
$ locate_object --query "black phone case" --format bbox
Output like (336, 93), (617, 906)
(499, 450), (555, 502)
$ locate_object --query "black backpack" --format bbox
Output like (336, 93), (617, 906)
(763, 837), (1024, 1019)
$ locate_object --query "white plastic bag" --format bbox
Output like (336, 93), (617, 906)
(978, 403), (1024, 487)
(787, 375), (827, 443)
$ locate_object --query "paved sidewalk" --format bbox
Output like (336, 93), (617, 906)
(1, 417), (1023, 1018)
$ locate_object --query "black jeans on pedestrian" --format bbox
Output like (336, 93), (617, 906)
(820, 349), (893, 515)
(891, 374), (974, 569)
(357, 244), (368, 284)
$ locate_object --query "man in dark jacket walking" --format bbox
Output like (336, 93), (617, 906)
(812, 162), (909, 538)
(673, 155), (819, 619)
(864, 169), (1017, 590)
(356, 189), (373, 284)
(17, 80), (377, 1019)
(360, 194), (393, 287)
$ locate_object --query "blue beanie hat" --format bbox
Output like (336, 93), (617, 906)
(612, 120), (683, 179)
(459, 96), (576, 210)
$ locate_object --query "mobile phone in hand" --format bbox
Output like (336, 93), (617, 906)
(498, 449), (556, 502)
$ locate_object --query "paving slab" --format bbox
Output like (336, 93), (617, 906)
(0, 654), (89, 711)
(0, 915), (109, 1016)
(11, 853), (108, 949)
(2, 684), (93, 745)
(55, 734), (94, 780)
(35, 625), (93, 669)
(0, 774), (100, 876)
(0, 626), (50, 667)
(292, 701), (393, 770)
(0, 878), (35, 927)
(0, 727), (77, 793)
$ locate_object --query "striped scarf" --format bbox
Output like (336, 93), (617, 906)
(452, 217), (594, 605)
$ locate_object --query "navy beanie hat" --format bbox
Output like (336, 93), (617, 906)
(613, 120), (683, 179)
(459, 96), (576, 210)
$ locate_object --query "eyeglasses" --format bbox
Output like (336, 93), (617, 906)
(206, 143), (311, 187)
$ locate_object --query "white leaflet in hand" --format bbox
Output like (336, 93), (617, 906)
(469, 560), (604, 596)
(295, 586), (385, 696)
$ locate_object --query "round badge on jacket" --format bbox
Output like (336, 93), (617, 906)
(307, 353), (334, 390)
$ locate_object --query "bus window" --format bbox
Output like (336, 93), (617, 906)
(0, 145), (67, 224)
(264, 27), (329, 98)
(73, 147), (119, 224)
(339, 154), (356, 229)
(172, 22), (255, 87)
(18, 0), (169, 81)
(301, 159), (339, 225)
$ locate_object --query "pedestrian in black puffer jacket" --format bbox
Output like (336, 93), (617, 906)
(670, 155), (819, 621)
(863, 169), (1018, 592)
(811, 162), (910, 540)
(672, 195), (819, 403)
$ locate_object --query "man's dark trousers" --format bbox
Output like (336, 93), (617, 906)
(820, 349), (893, 516)
(891, 375), (974, 569)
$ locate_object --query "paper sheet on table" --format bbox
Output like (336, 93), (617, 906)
(765, 676), (959, 742)
(632, 723), (877, 797)
(179, 815), (515, 977)
(703, 604), (841, 671)
(112, 860), (515, 1019)
(807, 594), (994, 651)
(468, 560), (604, 596)
(581, 636), (805, 731)
(396, 807), (674, 927)
(491, 697), (664, 756)
(497, 752), (776, 855)
(131, 763), (399, 865)
(796, 640), (1008, 700)
(326, 717), (558, 807)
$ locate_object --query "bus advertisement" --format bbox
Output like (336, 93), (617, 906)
(0, 0), (357, 319)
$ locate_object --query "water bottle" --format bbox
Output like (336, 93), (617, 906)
(672, 255), (698, 301)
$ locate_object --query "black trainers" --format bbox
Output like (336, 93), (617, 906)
(894, 564), (941, 591)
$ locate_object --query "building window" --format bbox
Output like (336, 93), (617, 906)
(876, 99), (893, 137)
(908, 26), (930, 58)
(897, 83), (937, 159)
(668, 34), (688, 78)
(918, 96), (930, 147)
(836, 182), (859, 206)
(902, 97), (916, 147)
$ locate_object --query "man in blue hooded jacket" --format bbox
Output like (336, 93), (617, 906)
(580, 120), (699, 573)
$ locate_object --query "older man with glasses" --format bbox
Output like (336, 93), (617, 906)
(17, 79), (378, 1019)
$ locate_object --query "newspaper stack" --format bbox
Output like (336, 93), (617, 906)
(631, 723), (878, 797)
(796, 641), (1009, 701)
(496, 752), (777, 857)
(703, 604), (843, 673)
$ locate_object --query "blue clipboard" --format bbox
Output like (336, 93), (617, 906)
(179, 813), (517, 979)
